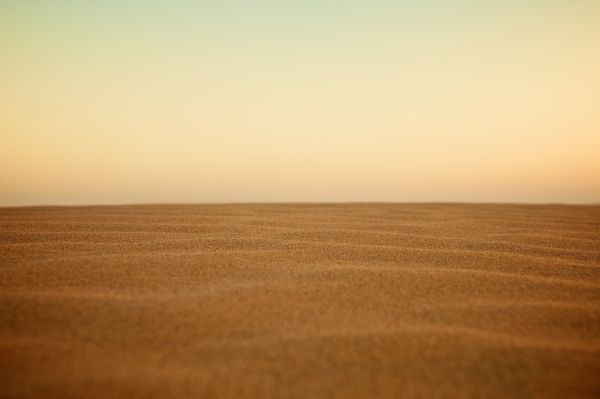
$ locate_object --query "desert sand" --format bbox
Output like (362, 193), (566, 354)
(1, 204), (599, 398)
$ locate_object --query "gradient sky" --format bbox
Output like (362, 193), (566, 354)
(1, 1), (599, 205)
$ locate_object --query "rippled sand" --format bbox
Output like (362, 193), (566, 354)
(1, 204), (599, 398)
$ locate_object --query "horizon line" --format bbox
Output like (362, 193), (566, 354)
(2, 201), (599, 209)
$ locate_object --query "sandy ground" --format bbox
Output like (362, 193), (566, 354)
(0, 204), (599, 398)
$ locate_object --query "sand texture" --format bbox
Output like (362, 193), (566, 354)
(1, 204), (599, 398)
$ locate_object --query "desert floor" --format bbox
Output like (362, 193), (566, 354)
(1, 204), (599, 398)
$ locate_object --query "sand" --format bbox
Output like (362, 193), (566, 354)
(1, 203), (599, 398)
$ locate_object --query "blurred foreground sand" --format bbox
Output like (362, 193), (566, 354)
(1, 204), (599, 398)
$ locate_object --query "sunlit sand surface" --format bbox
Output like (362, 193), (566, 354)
(1, 204), (599, 398)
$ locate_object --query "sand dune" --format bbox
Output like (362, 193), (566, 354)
(1, 204), (599, 398)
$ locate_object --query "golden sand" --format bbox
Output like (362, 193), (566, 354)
(1, 204), (599, 398)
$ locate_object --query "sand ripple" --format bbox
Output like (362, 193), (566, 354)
(1, 204), (599, 398)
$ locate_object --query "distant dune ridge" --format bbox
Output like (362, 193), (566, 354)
(1, 204), (599, 398)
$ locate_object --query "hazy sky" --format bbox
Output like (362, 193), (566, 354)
(1, 1), (599, 205)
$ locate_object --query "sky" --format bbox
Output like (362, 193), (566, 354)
(1, 1), (599, 205)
